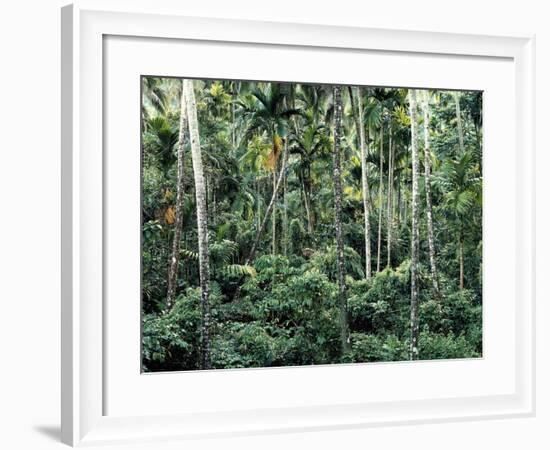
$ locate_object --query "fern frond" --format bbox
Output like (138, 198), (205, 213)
(180, 249), (198, 260)
(223, 264), (257, 278)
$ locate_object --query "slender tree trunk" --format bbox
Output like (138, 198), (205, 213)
(397, 173), (402, 227)
(206, 174), (211, 221)
(166, 83), (188, 310)
(301, 174), (314, 235)
(352, 87), (372, 279)
(246, 145), (289, 265)
(454, 91), (465, 154)
(211, 189), (216, 227)
(377, 124), (384, 272)
(256, 179), (262, 231)
(231, 81), (236, 149)
(392, 145), (397, 227)
(459, 228), (465, 290)
(332, 86), (350, 354)
(272, 163), (277, 255)
(306, 172), (315, 233)
(368, 179), (375, 214)
(408, 89), (421, 361)
(386, 130), (394, 268)
(421, 90), (441, 299)
(403, 187), (408, 225)
(283, 139), (288, 257)
(183, 79), (211, 370)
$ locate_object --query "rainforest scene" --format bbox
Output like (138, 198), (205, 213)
(141, 77), (483, 372)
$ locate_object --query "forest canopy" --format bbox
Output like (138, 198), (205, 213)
(141, 77), (483, 372)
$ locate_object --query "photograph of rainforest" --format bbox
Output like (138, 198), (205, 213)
(141, 77), (483, 372)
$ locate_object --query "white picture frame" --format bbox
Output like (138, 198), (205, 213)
(61, 1), (535, 446)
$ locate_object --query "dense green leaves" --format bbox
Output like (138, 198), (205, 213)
(143, 260), (481, 370)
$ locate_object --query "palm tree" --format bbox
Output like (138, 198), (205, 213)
(332, 85), (350, 354)
(239, 83), (299, 255)
(408, 89), (421, 360)
(289, 116), (331, 238)
(421, 90), (441, 299)
(379, 89), (407, 269)
(240, 132), (271, 230)
(364, 89), (397, 273)
(386, 125), (394, 268)
(390, 101), (413, 230)
(454, 91), (465, 154)
(142, 77), (182, 125)
(142, 77), (167, 124)
(291, 84), (333, 239)
(183, 79), (212, 369)
(142, 115), (179, 173)
(376, 117), (385, 273)
(245, 142), (289, 265)
(349, 87), (372, 278)
(166, 81), (188, 309)
(434, 150), (481, 290)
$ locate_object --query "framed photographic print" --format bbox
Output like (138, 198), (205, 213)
(61, 1), (535, 446)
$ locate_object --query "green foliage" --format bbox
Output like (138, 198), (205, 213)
(143, 253), (482, 370)
(418, 331), (479, 360)
(420, 289), (482, 351)
(309, 245), (365, 280)
(350, 333), (409, 362)
(223, 264), (257, 277)
(212, 322), (277, 368)
(142, 289), (202, 371)
(142, 116), (179, 171)
(347, 264), (410, 336)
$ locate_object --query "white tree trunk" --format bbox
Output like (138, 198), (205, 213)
(332, 86), (350, 354)
(454, 91), (465, 153)
(421, 90), (441, 299)
(354, 87), (372, 279)
(459, 230), (465, 290)
(283, 139), (288, 256)
(256, 180), (261, 231)
(376, 124), (384, 273)
(386, 130), (394, 268)
(272, 164), (277, 254)
(166, 82), (188, 310)
(408, 89), (421, 361)
(301, 175), (314, 235)
(183, 79), (212, 369)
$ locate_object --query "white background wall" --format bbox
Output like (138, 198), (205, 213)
(0, 0), (547, 448)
